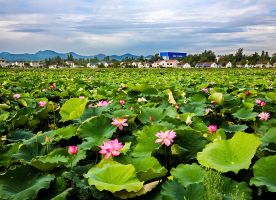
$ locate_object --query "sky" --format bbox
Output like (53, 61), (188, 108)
(0, 0), (275, 55)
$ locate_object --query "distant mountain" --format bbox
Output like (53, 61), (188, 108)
(0, 50), (147, 61)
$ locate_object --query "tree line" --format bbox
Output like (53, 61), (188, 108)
(43, 49), (276, 67)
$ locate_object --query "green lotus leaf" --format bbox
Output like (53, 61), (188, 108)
(7, 129), (33, 142)
(232, 108), (258, 121)
(24, 125), (76, 146)
(221, 124), (248, 133)
(128, 83), (158, 95)
(131, 125), (165, 157)
(190, 93), (207, 103)
(180, 103), (206, 116)
(111, 109), (135, 118)
(0, 110), (9, 123)
(60, 98), (88, 122)
(77, 115), (116, 147)
(266, 92), (276, 101)
(84, 160), (143, 193)
(170, 163), (205, 187)
(13, 142), (45, 162)
(173, 129), (208, 161)
(250, 155), (276, 192)
(0, 165), (54, 200)
(31, 149), (69, 171)
(160, 180), (204, 200)
(0, 142), (20, 167)
(209, 92), (224, 105)
(128, 157), (167, 181)
(160, 180), (185, 200)
(261, 127), (276, 148)
(0, 104), (10, 110)
(114, 180), (160, 199)
(138, 107), (165, 124)
(197, 132), (261, 173)
(51, 188), (73, 200)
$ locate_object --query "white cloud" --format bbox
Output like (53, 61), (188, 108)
(0, 0), (275, 54)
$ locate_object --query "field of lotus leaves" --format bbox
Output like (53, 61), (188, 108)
(0, 68), (275, 200)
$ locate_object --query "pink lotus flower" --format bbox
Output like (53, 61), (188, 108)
(96, 100), (109, 107)
(256, 99), (266, 107)
(202, 88), (208, 93)
(155, 130), (176, 146)
(258, 112), (270, 121)
(79, 96), (85, 99)
(13, 94), (21, 99)
(50, 84), (56, 90)
(68, 146), (78, 155)
(175, 104), (180, 110)
(112, 118), (128, 130)
(255, 99), (262, 105)
(245, 91), (250, 95)
(88, 103), (93, 108)
(38, 101), (47, 107)
(208, 124), (218, 133)
(99, 139), (124, 159)
(119, 99), (126, 105)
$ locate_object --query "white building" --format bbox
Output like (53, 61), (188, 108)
(195, 62), (218, 68)
(152, 60), (179, 68)
(30, 61), (41, 68)
(65, 61), (75, 68)
(166, 60), (179, 68)
(225, 62), (232, 68)
(181, 63), (191, 68)
(0, 58), (6, 67)
(152, 60), (166, 68)
(87, 63), (97, 68)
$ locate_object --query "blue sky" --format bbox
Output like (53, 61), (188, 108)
(0, 0), (275, 55)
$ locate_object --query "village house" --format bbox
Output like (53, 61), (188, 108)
(254, 62), (264, 68)
(152, 60), (166, 68)
(87, 63), (98, 68)
(265, 62), (272, 68)
(273, 63), (276, 68)
(166, 60), (179, 68)
(65, 61), (75, 68)
(137, 62), (144, 68)
(180, 62), (191, 68)
(48, 65), (57, 69)
(195, 62), (218, 68)
(10, 61), (25, 68)
(245, 63), (253, 68)
(0, 58), (6, 67)
(144, 62), (151, 68)
(152, 60), (179, 68)
(29, 61), (41, 68)
(225, 61), (232, 68)
(131, 62), (138, 67)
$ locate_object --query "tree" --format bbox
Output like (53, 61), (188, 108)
(149, 53), (161, 62)
(235, 48), (244, 62)
(67, 53), (74, 61)
(103, 56), (110, 62)
(199, 50), (216, 62)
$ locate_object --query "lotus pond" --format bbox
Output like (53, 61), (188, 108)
(0, 68), (276, 200)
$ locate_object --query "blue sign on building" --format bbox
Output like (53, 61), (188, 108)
(160, 52), (187, 60)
